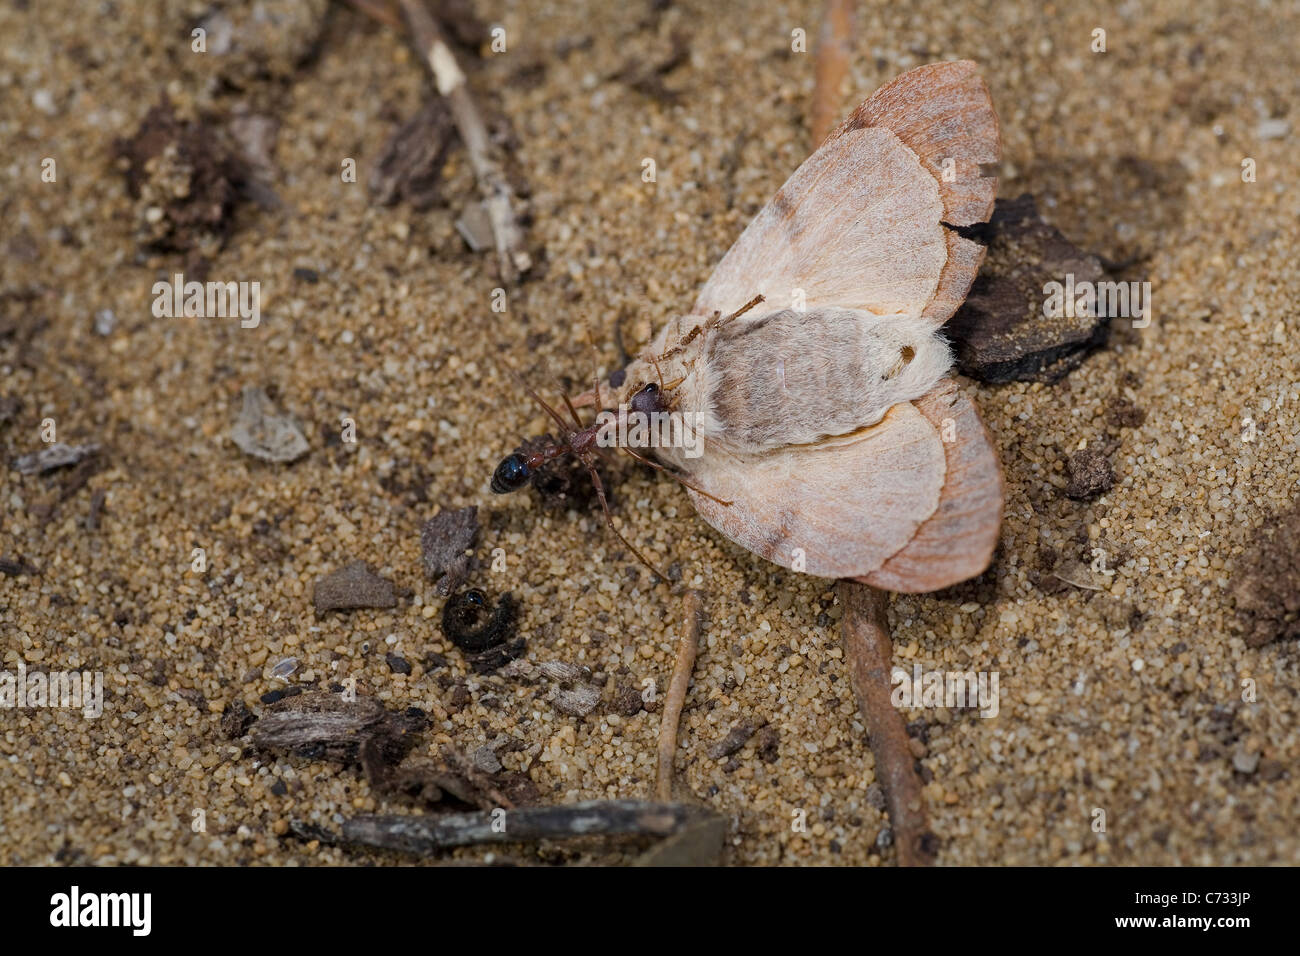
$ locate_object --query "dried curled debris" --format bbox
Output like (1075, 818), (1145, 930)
(1233, 505), (1300, 647)
(944, 194), (1116, 384)
(441, 589), (522, 672)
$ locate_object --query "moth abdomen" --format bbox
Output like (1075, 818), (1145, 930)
(700, 307), (952, 451)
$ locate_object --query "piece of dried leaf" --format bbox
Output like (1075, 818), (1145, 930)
(313, 560), (398, 612)
(944, 195), (1114, 384)
(230, 386), (309, 463)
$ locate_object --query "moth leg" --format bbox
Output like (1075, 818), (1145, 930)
(708, 293), (765, 334)
(584, 456), (668, 582)
(617, 445), (733, 506)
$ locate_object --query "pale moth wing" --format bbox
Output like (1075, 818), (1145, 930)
(636, 60), (1004, 589)
(689, 58), (1000, 326)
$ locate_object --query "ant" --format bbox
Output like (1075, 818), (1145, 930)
(489, 305), (760, 580)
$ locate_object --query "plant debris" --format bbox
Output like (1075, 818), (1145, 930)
(420, 505), (479, 595)
(248, 691), (425, 768)
(552, 684), (602, 718)
(369, 99), (459, 210)
(1233, 504), (1300, 647)
(441, 589), (524, 673)
(219, 699), (255, 739)
(1065, 445), (1116, 500)
(313, 560), (398, 612)
(707, 719), (762, 760)
(838, 581), (937, 865)
(335, 800), (718, 855)
(498, 658), (585, 683)
(377, 744), (536, 810)
(114, 98), (249, 255)
(657, 589), (703, 801)
(229, 386), (310, 463)
(944, 194), (1114, 384)
(13, 442), (101, 475)
(394, 0), (531, 282)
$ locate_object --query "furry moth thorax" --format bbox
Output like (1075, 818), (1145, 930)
(620, 306), (954, 462)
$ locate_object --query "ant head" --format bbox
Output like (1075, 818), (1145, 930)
(491, 453), (531, 494)
(628, 381), (671, 417)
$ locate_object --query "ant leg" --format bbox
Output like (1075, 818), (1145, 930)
(557, 385), (585, 429)
(583, 327), (608, 413)
(494, 358), (574, 434)
(584, 457), (668, 582)
(617, 445), (733, 506)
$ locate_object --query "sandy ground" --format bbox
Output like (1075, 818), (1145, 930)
(2, 0), (1298, 865)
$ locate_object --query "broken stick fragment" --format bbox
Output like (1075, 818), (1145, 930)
(397, 0), (530, 283)
(656, 589), (703, 801)
(837, 580), (938, 866)
(339, 800), (713, 855)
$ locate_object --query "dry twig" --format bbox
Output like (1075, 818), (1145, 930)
(396, 0), (531, 282)
(656, 588), (703, 801)
(336, 800), (711, 855)
(811, 0), (855, 144)
(837, 580), (937, 866)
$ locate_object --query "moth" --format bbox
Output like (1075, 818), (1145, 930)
(498, 60), (1004, 592)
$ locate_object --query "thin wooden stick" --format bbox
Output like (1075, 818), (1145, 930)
(396, 0), (530, 282)
(811, 0), (855, 144)
(656, 588), (703, 801)
(335, 800), (716, 854)
(837, 579), (937, 866)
